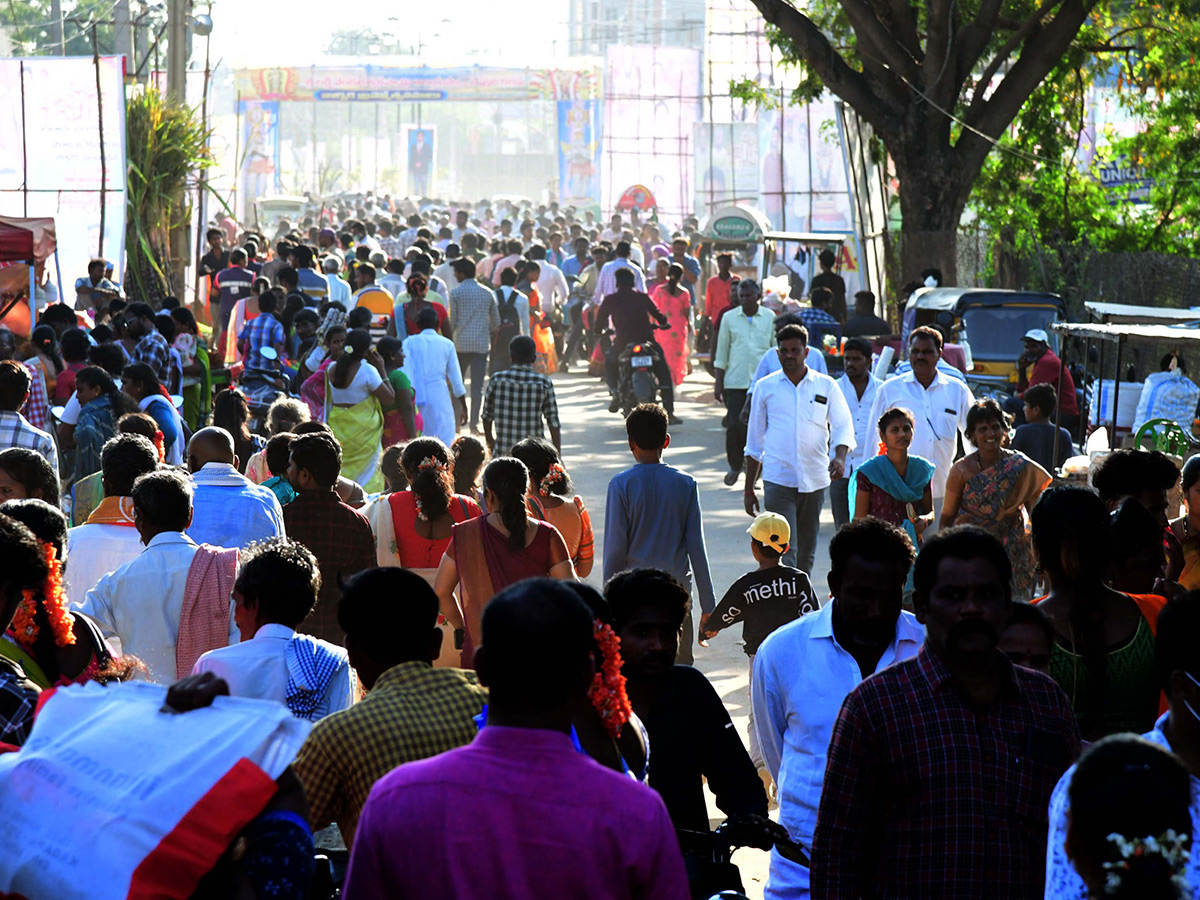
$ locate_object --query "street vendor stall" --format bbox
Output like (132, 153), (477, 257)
(0, 217), (56, 337)
(1053, 320), (1200, 455)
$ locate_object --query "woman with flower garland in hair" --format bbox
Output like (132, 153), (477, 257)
(0, 499), (140, 687)
(373, 437), (482, 579)
(564, 581), (648, 781)
(511, 437), (594, 576)
(435, 457), (576, 666)
(1063, 734), (1192, 899)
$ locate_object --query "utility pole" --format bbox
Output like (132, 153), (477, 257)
(114, 0), (134, 72)
(48, 0), (65, 55)
(166, 0), (188, 102)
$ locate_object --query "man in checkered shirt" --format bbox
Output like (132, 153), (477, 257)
(482, 335), (561, 457)
(0, 359), (59, 484)
(448, 257), (500, 433)
(127, 302), (172, 385)
(810, 526), (1080, 900)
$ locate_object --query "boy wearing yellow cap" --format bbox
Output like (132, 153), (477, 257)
(703, 511), (818, 772)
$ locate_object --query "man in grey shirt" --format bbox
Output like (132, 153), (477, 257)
(603, 403), (715, 666)
(449, 258), (500, 432)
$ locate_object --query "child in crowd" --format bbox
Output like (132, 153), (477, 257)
(702, 512), (818, 772)
(997, 601), (1054, 675)
(261, 433), (297, 507)
(1011, 383), (1074, 473)
(380, 443), (409, 495)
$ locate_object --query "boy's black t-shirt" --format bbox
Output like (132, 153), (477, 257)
(711, 565), (819, 655)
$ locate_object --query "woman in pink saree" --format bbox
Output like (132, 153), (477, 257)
(651, 262), (692, 386)
(433, 457), (576, 666)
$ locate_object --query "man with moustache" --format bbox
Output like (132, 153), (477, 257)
(753, 518), (924, 900)
(810, 526), (1080, 900)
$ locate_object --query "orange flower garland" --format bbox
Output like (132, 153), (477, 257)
(588, 620), (632, 740)
(8, 542), (75, 650)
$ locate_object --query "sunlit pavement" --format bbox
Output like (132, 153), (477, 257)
(547, 363), (836, 899)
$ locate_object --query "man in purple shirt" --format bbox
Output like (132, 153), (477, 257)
(343, 578), (690, 900)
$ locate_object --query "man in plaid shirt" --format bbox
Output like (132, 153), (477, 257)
(448, 258), (499, 432)
(482, 336), (561, 457)
(797, 287), (841, 351)
(0, 359), (59, 484)
(810, 526), (1080, 899)
(237, 291), (285, 371)
(127, 302), (172, 385)
(292, 567), (487, 846)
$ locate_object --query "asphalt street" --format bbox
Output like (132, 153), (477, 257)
(552, 364), (836, 898)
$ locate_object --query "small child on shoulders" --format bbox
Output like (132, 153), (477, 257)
(261, 432), (298, 506)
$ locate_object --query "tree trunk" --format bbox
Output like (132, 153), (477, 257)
(894, 158), (968, 287)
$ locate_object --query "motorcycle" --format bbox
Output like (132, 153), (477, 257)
(604, 324), (670, 416)
(677, 814), (809, 899)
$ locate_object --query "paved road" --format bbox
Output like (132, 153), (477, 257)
(550, 364), (836, 898)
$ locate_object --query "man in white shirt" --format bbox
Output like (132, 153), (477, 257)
(744, 322), (855, 575)
(64, 433), (159, 600)
(193, 536), (354, 720)
(322, 256), (353, 308)
(79, 469), (239, 683)
(831, 337), (881, 527)
(753, 517), (923, 900)
(402, 306), (468, 446)
(868, 325), (975, 509)
(186, 427), (286, 550)
(528, 245), (570, 311)
(378, 258), (408, 298)
(592, 241), (646, 304)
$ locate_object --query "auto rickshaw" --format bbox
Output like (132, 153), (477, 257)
(902, 287), (1066, 395)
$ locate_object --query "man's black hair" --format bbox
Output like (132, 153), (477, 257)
(290, 432), (341, 488)
(265, 432), (294, 477)
(843, 336), (873, 357)
(60, 328), (89, 363)
(100, 433), (159, 497)
(478, 578), (595, 710)
(258, 291), (279, 314)
(1091, 449), (1180, 504)
(509, 335), (537, 365)
(0, 360), (31, 411)
(777, 323), (809, 346)
(131, 469), (193, 533)
(625, 402), (668, 451)
(278, 266), (299, 290)
(1156, 592), (1200, 697)
(236, 537), (321, 628)
(614, 267), (635, 287)
(604, 567), (689, 631)
(829, 517), (916, 585)
(1023, 383), (1057, 417)
(126, 301), (155, 323)
(452, 258), (476, 279)
(339, 567), (439, 664)
(912, 525), (1012, 601)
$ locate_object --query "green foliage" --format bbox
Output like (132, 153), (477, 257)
(125, 88), (212, 304)
(973, 0), (1200, 291)
(1, 0), (118, 55)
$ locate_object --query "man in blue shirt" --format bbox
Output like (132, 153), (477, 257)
(290, 245), (329, 307)
(185, 426), (285, 550)
(603, 403), (715, 666)
(560, 236), (591, 279)
(213, 248), (255, 334)
(238, 290), (285, 372)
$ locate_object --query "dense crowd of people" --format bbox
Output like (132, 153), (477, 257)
(0, 194), (1198, 900)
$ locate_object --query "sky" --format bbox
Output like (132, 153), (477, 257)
(204, 0), (572, 68)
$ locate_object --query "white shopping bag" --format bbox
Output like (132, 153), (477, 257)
(0, 681), (311, 900)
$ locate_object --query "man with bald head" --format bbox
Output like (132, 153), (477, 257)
(186, 425), (285, 549)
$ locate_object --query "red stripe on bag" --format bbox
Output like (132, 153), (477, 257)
(127, 757), (278, 900)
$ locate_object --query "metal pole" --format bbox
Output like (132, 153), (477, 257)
(19, 62), (27, 217)
(1053, 342), (1066, 471)
(166, 0), (188, 104)
(1112, 338), (1124, 447)
(92, 26), (107, 259)
(193, 31), (211, 309)
(48, 0), (65, 56)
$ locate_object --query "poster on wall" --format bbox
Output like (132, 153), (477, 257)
(405, 126), (435, 198)
(693, 123), (759, 219)
(0, 57), (127, 298)
(238, 100), (280, 222)
(557, 99), (601, 216)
